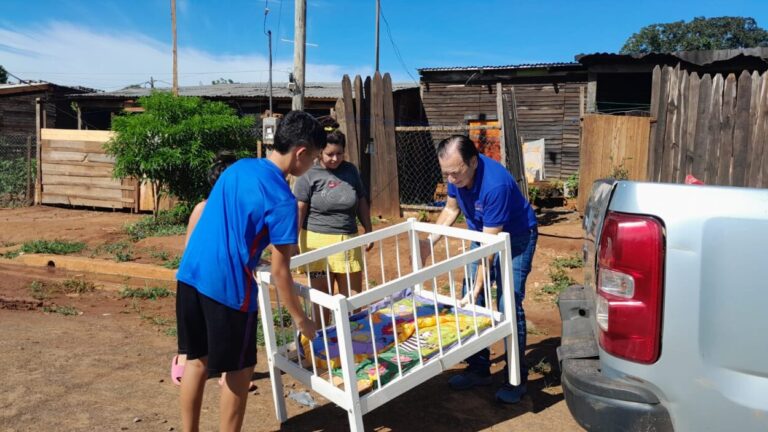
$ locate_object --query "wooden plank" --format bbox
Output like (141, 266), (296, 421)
(745, 71), (761, 185)
(692, 74), (713, 180)
(43, 184), (126, 201)
(705, 74), (724, 184)
(650, 66), (670, 181)
(732, 71), (754, 187)
(341, 75), (360, 169)
(717, 74), (738, 185)
(41, 128), (114, 142)
(44, 140), (108, 153)
(41, 149), (87, 163)
(761, 72), (768, 188)
(41, 162), (114, 177)
(673, 70), (688, 183)
(369, 72), (386, 218)
(682, 73), (701, 180)
(357, 76), (371, 194)
(42, 193), (128, 208)
(41, 149), (115, 165)
(41, 159), (115, 169)
(747, 71), (768, 187)
(381, 73), (400, 218)
(661, 64), (680, 183)
(42, 174), (125, 188)
(335, 97), (346, 147)
(506, 88), (527, 197)
(496, 83), (507, 167)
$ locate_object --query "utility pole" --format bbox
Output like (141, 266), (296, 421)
(264, 3), (273, 113)
(375, 0), (380, 72)
(150, 76), (155, 89)
(267, 30), (273, 113)
(171, 0), (178, 96)
(292, 0), (306, 111)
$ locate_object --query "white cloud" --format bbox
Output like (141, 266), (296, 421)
(0, 21), (369, 90)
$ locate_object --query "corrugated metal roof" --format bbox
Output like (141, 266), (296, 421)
(72, 82), (418, 99)
(418, 62), (582, 73)
(576, 47), (768, 66)
(0, 82), (96, 95)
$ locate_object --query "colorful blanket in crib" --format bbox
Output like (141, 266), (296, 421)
(300, 296), (492, 390)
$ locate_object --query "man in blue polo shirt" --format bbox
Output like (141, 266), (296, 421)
(420, 135), (538, 404)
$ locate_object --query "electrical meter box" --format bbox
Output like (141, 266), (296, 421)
(262, 116), (280, 145)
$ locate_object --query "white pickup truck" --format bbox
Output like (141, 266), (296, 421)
(558, 180), (768, 431)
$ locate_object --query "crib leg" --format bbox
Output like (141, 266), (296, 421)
(347, 408), (364, 432)
(505, 333), (520, 387)
(267, 357), (288, 423)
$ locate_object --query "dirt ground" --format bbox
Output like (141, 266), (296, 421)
(0, 205), (585, 432)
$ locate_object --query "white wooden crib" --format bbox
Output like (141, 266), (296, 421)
(255, 219), (519, 431)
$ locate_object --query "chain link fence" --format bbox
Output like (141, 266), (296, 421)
(395, 126), (501, 210)
(0, 134), (36, 208)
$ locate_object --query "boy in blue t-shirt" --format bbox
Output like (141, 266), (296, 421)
(175, 111), (326, 431)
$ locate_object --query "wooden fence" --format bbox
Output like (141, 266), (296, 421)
(649, 65), (768, 187)
(577, 114), (651, 211)
(37, 128), (163, 211)
(335, 72), (400, 219)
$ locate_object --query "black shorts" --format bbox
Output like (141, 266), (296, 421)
(176, 280), (259, 374)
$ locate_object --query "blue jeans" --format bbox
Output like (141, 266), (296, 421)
(463, 228), (537, 384)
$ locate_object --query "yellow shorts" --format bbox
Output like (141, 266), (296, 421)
(299, 230), (363, 274)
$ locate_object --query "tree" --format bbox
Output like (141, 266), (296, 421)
(211, 77), (236, 85)
(621, 16), (768, 54)
(106, 92), (255, 216)
(0, 65), (8, 84)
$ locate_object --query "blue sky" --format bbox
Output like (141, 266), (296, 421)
(1, 0), (767, 90)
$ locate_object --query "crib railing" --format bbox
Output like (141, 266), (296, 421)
(256, 219), (519, 431)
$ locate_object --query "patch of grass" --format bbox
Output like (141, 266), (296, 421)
(20, 239), (85, 255)
(1, 249), (21, 259)
(371, 216), (382, 226)
(368, 279), (378, 288)
(120, 286), (174, 300)
(552, 255), (584, 269)
(456, 214), (466, 224)
(541, 267), (574, 296)
(98, 241), (134, 262)
(129, 297), (177, 337)
(124, 208), (188, 240)
(43, 305), (81, 316)
(163, 255), (181, 269)
(530, 357), (553, 375)
(29, 281), (48, 300)
(60, 278), (97, 294)
(150, 250), (170, 261)
(255, 307), (294, 346)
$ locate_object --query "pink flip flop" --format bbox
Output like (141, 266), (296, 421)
(171, 355), (184, 386)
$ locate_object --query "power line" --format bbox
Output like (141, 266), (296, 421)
(378, 2), (418, 83)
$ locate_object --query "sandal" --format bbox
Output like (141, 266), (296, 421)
(171, 355), (184, 386)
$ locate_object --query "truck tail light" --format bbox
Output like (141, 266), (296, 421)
(596, 211), (665, 364)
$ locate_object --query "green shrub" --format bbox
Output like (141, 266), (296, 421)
(163, 256), (181, 269)
(60, 278), (96, 294)
(552, 255), (584, 269)
(43, 305), (80, 316)
(120, 286), (174, 300)
(20, 239), (85, 255)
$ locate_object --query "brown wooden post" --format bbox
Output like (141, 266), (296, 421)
(496, 83), (507, 167)
(26, 135), (33, 205)
(34, 98), (42, 205)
